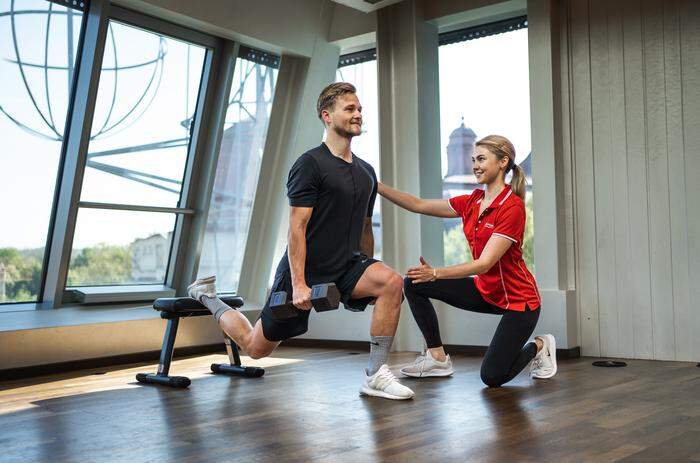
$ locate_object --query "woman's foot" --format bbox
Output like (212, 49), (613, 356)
(400, 350), (454, 378)
(530, 334), (557, 379)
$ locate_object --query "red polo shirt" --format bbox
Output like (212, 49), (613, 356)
(448, 186), (541, 311)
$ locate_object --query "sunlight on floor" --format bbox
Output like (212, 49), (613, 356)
(0, 354), (303, 415)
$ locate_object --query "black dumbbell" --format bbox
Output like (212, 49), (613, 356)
(268, 283), (341, 319)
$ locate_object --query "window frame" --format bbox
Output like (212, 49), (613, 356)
(0, 0), (89, 309)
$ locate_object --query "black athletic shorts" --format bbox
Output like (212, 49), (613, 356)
(260, 253), (380, 341)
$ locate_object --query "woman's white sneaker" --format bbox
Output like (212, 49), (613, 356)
(360, 364), (415, 400)
(530, 333), (557, 379)
(400, 350), (454, 378)
(187, 276), (217, 301)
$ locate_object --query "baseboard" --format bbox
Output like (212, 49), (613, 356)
(444, 344), (581, 359)
(282, 338), (370, 351)
(0, 343), (226, 382)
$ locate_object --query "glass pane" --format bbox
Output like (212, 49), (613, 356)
(67, 209), (176, 286)
(79, 20), (207, 208)
(0, 1), (83, 303)
(336, 59), (382, 259)
(197, 57), (278, 292)
(439, 28), (534, 272)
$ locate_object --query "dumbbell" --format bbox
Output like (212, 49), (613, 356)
(268, 283), (341, 319)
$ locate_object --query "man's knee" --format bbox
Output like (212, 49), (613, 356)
(246, 345), (271, 360)
(383, 272), (404, 299)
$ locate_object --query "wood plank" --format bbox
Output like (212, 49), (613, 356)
(589, 0), (620, 357)
(621, 0), (654, 359)
(607, 0), (636, 359)
(642, 0), (676, 360)
(679, 0), (700, 362)
(569, 0), (601, 357)
(662, 0), (692, 361)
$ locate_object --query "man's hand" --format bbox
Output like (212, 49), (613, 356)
(292, 284), (313, 310)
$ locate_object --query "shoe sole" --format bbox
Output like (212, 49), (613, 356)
(400, 368), (454, 378)
(359, 387), (414, 400)
(532, 334), (558, 379)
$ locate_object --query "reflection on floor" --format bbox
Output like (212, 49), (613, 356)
(1, 346), (699, 462)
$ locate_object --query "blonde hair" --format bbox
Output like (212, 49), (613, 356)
(317, 82), (356, 120)
(475, 135), (526, 201)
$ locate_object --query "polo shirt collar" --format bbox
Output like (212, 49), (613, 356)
(475, 185), (513, 211)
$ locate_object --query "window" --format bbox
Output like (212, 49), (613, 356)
(197, 47), (279, 293)
(67, 20), (208, 287)
(336, 50), (382, 258)
(0, 0), (84, 303)
(438, 17), (534, 272)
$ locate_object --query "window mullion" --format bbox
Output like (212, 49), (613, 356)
(42, 0), (110, 309)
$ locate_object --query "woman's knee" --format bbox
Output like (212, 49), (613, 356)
(480, 366), (507, 388)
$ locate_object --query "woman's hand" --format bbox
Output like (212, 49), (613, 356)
(406, 256), (439, 283)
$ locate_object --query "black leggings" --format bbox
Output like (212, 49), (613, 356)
(403, 277), (540, 387)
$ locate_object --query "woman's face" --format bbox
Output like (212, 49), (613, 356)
(472, 146), (508, 185)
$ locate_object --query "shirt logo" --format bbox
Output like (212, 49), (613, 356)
(485, 223), (494, 229)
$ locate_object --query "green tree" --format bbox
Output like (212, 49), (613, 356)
(522, 195), (535, 273)
(67, 244), (133, 286)
(0, 247), (43, 302)
(443, 224), (472, 266)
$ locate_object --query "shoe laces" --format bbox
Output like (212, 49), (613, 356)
(374, 367), (399, 389)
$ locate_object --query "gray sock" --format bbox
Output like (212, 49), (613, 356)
(201, 296), (235, 324)
(367, 336), (393, 376)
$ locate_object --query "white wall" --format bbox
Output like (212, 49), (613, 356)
(564, 0), (700, 361)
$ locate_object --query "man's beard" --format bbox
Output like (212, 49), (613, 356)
(331, 123), (359, 139)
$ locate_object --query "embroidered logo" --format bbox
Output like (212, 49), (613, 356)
(485, 223), (494, 229)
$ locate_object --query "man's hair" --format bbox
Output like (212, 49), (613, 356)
(317, 82), (356, 120)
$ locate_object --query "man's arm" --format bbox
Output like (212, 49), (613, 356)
(360, 217), (374, 259)
(288, 206), (313, 310)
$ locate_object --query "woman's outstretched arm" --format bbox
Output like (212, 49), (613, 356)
(378, 182), (458, 218)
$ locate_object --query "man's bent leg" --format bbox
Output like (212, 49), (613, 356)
(350, 262), (404, 337)
(349, 262), (413, 400)
(218, 311), (279, 359)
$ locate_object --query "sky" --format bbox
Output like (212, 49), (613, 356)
(0, 2), (530, 252)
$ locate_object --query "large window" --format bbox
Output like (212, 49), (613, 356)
(439, 18), (534, 272)
(197, 48), (279, 293)
(67, 20), (208, 287)
(0, 0), (84, 303)
(336, 50), (382, 258)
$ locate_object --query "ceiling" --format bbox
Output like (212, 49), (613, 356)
(330, 0), (406, 13)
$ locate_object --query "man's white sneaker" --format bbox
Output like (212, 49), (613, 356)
(360, 364), (415, 400)
(530, 333), (557, 379)
(187, 276), (217, 301)
(400, 350), (454, 378)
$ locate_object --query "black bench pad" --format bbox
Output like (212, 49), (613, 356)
(153, 296), (244, 314)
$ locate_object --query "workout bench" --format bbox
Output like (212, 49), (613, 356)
(136, 296), (264, 388)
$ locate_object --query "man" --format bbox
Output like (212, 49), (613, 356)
(188, 83), (413, 400)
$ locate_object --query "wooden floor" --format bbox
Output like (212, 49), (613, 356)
(1, 347), (700, 463)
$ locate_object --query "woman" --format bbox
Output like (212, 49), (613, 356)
(379, 135), (556, 387)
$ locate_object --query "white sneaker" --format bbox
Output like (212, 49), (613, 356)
(400, 350), (454, 378)
(530, 334), (557, 379)
(360, 364), (415, 400)
(187, 276), (217, 301)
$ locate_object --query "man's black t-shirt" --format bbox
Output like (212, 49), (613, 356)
(276, 142), (377, 285)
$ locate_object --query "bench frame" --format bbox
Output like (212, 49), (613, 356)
(136, 298), (264, 388)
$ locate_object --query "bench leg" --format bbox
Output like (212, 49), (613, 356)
(210, 335), (264, 378)
(136, 317), (191, 388)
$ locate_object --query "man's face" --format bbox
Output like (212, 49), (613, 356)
(324, 93), (363, 139)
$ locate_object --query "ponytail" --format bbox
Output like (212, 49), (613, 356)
(509, 163), (526, 201)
